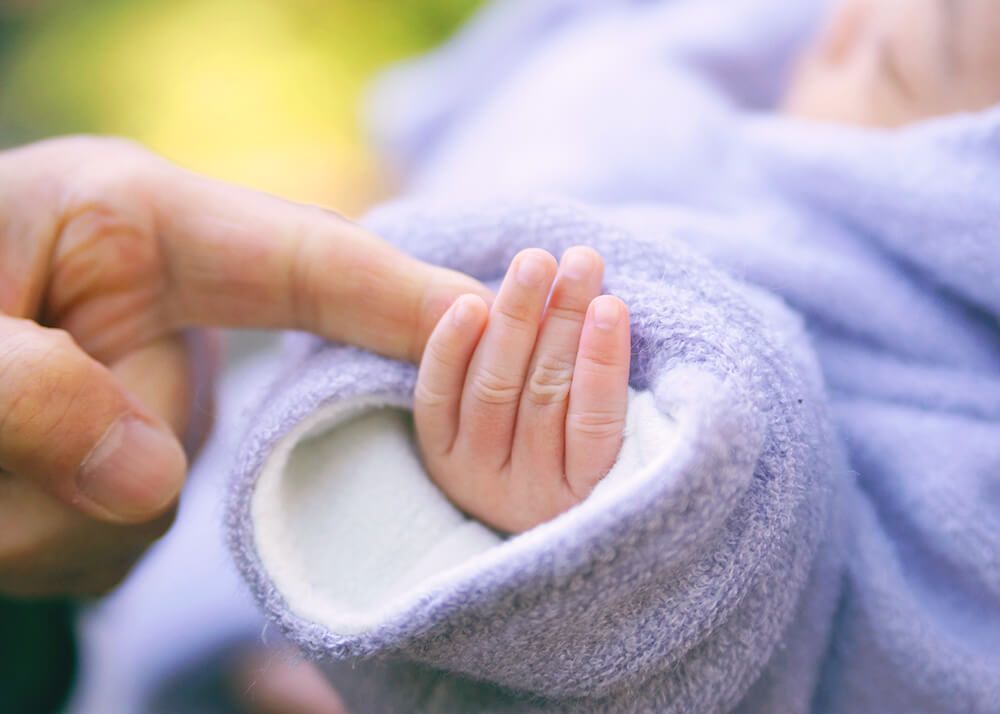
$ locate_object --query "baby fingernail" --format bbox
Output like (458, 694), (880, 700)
(562, 249), (593, 280)
(452, 298), (476, 326)
(516, 253), (549, 287)
(591, 297), (620, 330)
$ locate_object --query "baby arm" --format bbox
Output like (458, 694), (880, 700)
(414, 247), (631, 533)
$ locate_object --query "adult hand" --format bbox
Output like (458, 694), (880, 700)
(0, 136), (490, 597)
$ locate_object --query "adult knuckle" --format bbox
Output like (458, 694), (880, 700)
(286, 221), (362, 333)
(0, 325), (94, 452)
(44, 137), (155, 190)
(0, 326), (60, 405)
(2, 137), (154, 227)
(48, 198), (166, 337)
(23, 327), (87, 385)
(469, 366), (522, 406)
(526, 357), (574, 406)
(60, 195), (149, 253)
(0, 320), (39, 378)
(285, 226), (318, 331)
(55, 137), (161, 208)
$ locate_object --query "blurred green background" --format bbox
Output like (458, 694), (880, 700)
(0, 5), (483, 711)
(0, 0), (482, 214)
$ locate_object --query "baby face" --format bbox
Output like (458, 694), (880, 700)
(785, 0), (1000, 126)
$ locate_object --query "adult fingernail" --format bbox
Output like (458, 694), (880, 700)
(516, 253), (549, 287)
(591, 296), (621, 330)
(78, 416), (186, 521)
(561, 248), (594, 281)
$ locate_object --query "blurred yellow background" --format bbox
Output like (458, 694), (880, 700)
(0, 0), (482, 215)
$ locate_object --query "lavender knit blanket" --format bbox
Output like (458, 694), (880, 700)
(227, 1), (1000, 712)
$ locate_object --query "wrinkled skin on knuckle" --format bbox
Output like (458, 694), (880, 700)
(569, 408), (626, 441)
(414, 380), (451, 410)
(575, 351), (620, 374)
(493, 307), (537, 336)
(0, 137), (154, 235)
(0, 319), (61, 373)
(51, 138), (159, 243)
(65, 137), (164, 191)
(469, 366), (523, 406)
(0, 325), (88, 456)
(525, 358), (574, 406)
(284, 224), (326, 334)
(314, 231), (418, 354)
(2, 327), (120, 463)
(21, 136), (159, 215)
(424, 338), (465, 376)
(0, 137), (169, 361)
(46, 203), (168, 361)
(545, 304), (588, 325)
(0, 139), (181, 597)
(0, 141), (158, 319)
(0, 327), (39, 407)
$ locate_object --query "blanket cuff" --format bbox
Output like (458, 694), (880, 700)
(250, 389), (673, 636)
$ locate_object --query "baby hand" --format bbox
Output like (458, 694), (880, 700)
(414, 248), (630, 533)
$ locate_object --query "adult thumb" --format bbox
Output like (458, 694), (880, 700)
(0, 316), (186, 523)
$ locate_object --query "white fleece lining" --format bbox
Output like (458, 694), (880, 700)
(252, 389), (678, 635)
